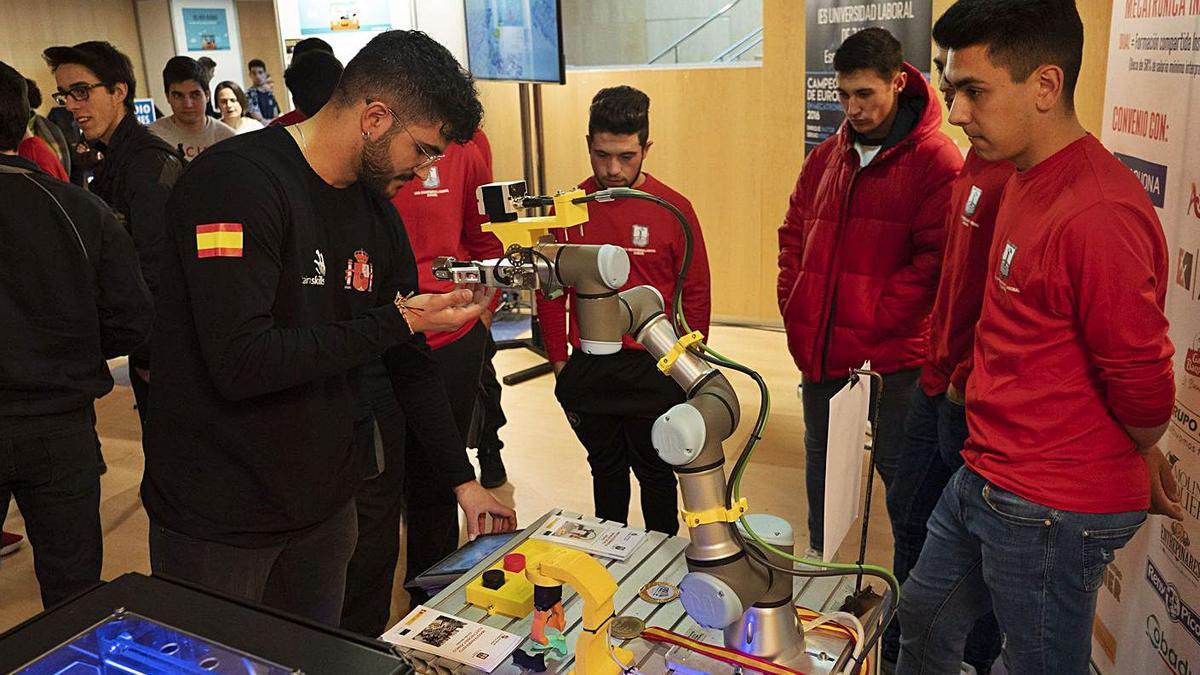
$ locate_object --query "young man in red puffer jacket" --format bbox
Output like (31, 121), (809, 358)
(777, 27), (961, 559)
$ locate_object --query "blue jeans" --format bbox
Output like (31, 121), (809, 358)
(883, 388), (1001, 671)
(896, 466), (1145, 675)
(801, 368), (920, 552)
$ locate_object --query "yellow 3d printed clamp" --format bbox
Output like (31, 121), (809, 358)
(482, 189), (589, 249)
(657, 330), (705, 375)
(680, 498), (749, 528)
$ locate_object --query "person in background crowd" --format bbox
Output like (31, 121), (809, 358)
(245, 57), (279, 124)
(0, 59), (153, 608)
(342, 130), (502, 634)
(44, 41), (184, 425)
(270, 50), (343, 128)
(150, 56), (235, 160)
(880, 36), (1011, 675)
(18, 125), (68, 181)
(538, 86), (711, 536)
(197, 56), (221, 120)
(214, 81), (263, 135)
(46, 103), (89, 187)
(897, 2), (1179, 672)
(17, 76), (68, 182)
(142, 30), (514, 627)
(777, 27), (961, 560)
(23, 78), (71, 175)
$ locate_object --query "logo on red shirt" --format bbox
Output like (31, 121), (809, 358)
(965, 186), (983, 216)
(344, 250), (374, 292)
(999, 241), (1017, 278)
(632, 224), (650, 248)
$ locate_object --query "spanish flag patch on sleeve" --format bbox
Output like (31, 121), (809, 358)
(195, 223), (244, 258)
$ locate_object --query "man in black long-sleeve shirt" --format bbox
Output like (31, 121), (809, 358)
(44, 42), (184, 425)
(143, 31), (515, 626)
(0, 61), (153, 607)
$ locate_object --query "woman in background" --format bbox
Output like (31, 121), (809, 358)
(214, 81), (263, 135)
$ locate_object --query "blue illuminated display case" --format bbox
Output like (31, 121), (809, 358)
(15, 610), (296, 674)
(0, 574), (411, 675)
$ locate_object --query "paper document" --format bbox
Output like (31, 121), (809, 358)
(823, 370), (871, 562)
(532, 514), (647, 560)
(381, 605), (522, 673)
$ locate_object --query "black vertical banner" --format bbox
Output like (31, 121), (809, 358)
(805, 1), (933, 154)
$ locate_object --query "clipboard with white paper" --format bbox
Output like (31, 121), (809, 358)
(822, 365), (872, 562)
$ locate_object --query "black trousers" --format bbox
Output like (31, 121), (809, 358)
(555, 350), (684, 536)
(130, 365), (149, 427)
(0, 407), (102, 608)
(149, 499), (358, 627)
(467, 332), (506, 453)
(341, 323), (487, 636)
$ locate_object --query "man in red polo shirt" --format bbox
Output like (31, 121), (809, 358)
(897, 2), (1180, 673)
(340, 130), (505, 636)
(880, 43), (1012, 673)
(538, 85), (711, 535)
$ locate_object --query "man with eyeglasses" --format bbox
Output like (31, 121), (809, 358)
(149, 56), (235, 160)
(142, 30), (515, 626)
(44, 41), (184, 427)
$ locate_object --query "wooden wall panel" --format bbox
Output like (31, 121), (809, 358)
(0, 0), (149, 117)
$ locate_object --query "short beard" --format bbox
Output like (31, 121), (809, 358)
(357, 128), (412, 196)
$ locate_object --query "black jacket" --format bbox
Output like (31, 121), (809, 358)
(0, 154), (154, 421)
(90, 113), (184, 369)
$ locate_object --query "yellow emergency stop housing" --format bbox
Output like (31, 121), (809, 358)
(464, 540), (557, 618)
(482, 189), (589, 249)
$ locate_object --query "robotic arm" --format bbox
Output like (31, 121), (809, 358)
(434, 182), (810, 667)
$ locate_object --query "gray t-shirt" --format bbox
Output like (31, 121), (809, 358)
(149, 116), (236, 161)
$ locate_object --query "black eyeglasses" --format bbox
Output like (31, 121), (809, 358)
(52, 83), (108, 106)
(366, 98), (445, 170)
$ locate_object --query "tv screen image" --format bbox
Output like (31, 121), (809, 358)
(464, 0), (564, 84)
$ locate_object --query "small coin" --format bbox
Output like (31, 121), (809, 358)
(638, 580), (680, 604)
(609, 615), (646, 640)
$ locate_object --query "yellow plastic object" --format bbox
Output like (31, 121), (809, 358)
(680, 497), (749, 528)
(657, 330), (705, 375)
(464, 568), (534, 619)
(482, 189), (589, 249)
(525, 544), (634, 675)
(464, 540), (558, 618)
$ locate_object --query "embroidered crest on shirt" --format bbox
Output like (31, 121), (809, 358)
(965, 186), (983, 216)
(999, 241), (1017, 278)
(632, 224), (650, 248)
(423, 166), (441, 189)
(994, 240), (1021, 294)
(345, 250), (374, 292)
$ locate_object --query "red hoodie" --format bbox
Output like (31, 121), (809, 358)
(920, 150), (1015, 396)
(390, 130), (503, 350)
(537, 174), (711, 363)
(962, 134), (1174, 513)
(778, 62), (961, 381)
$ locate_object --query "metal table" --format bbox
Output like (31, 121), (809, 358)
(392, 510), (873, 674)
